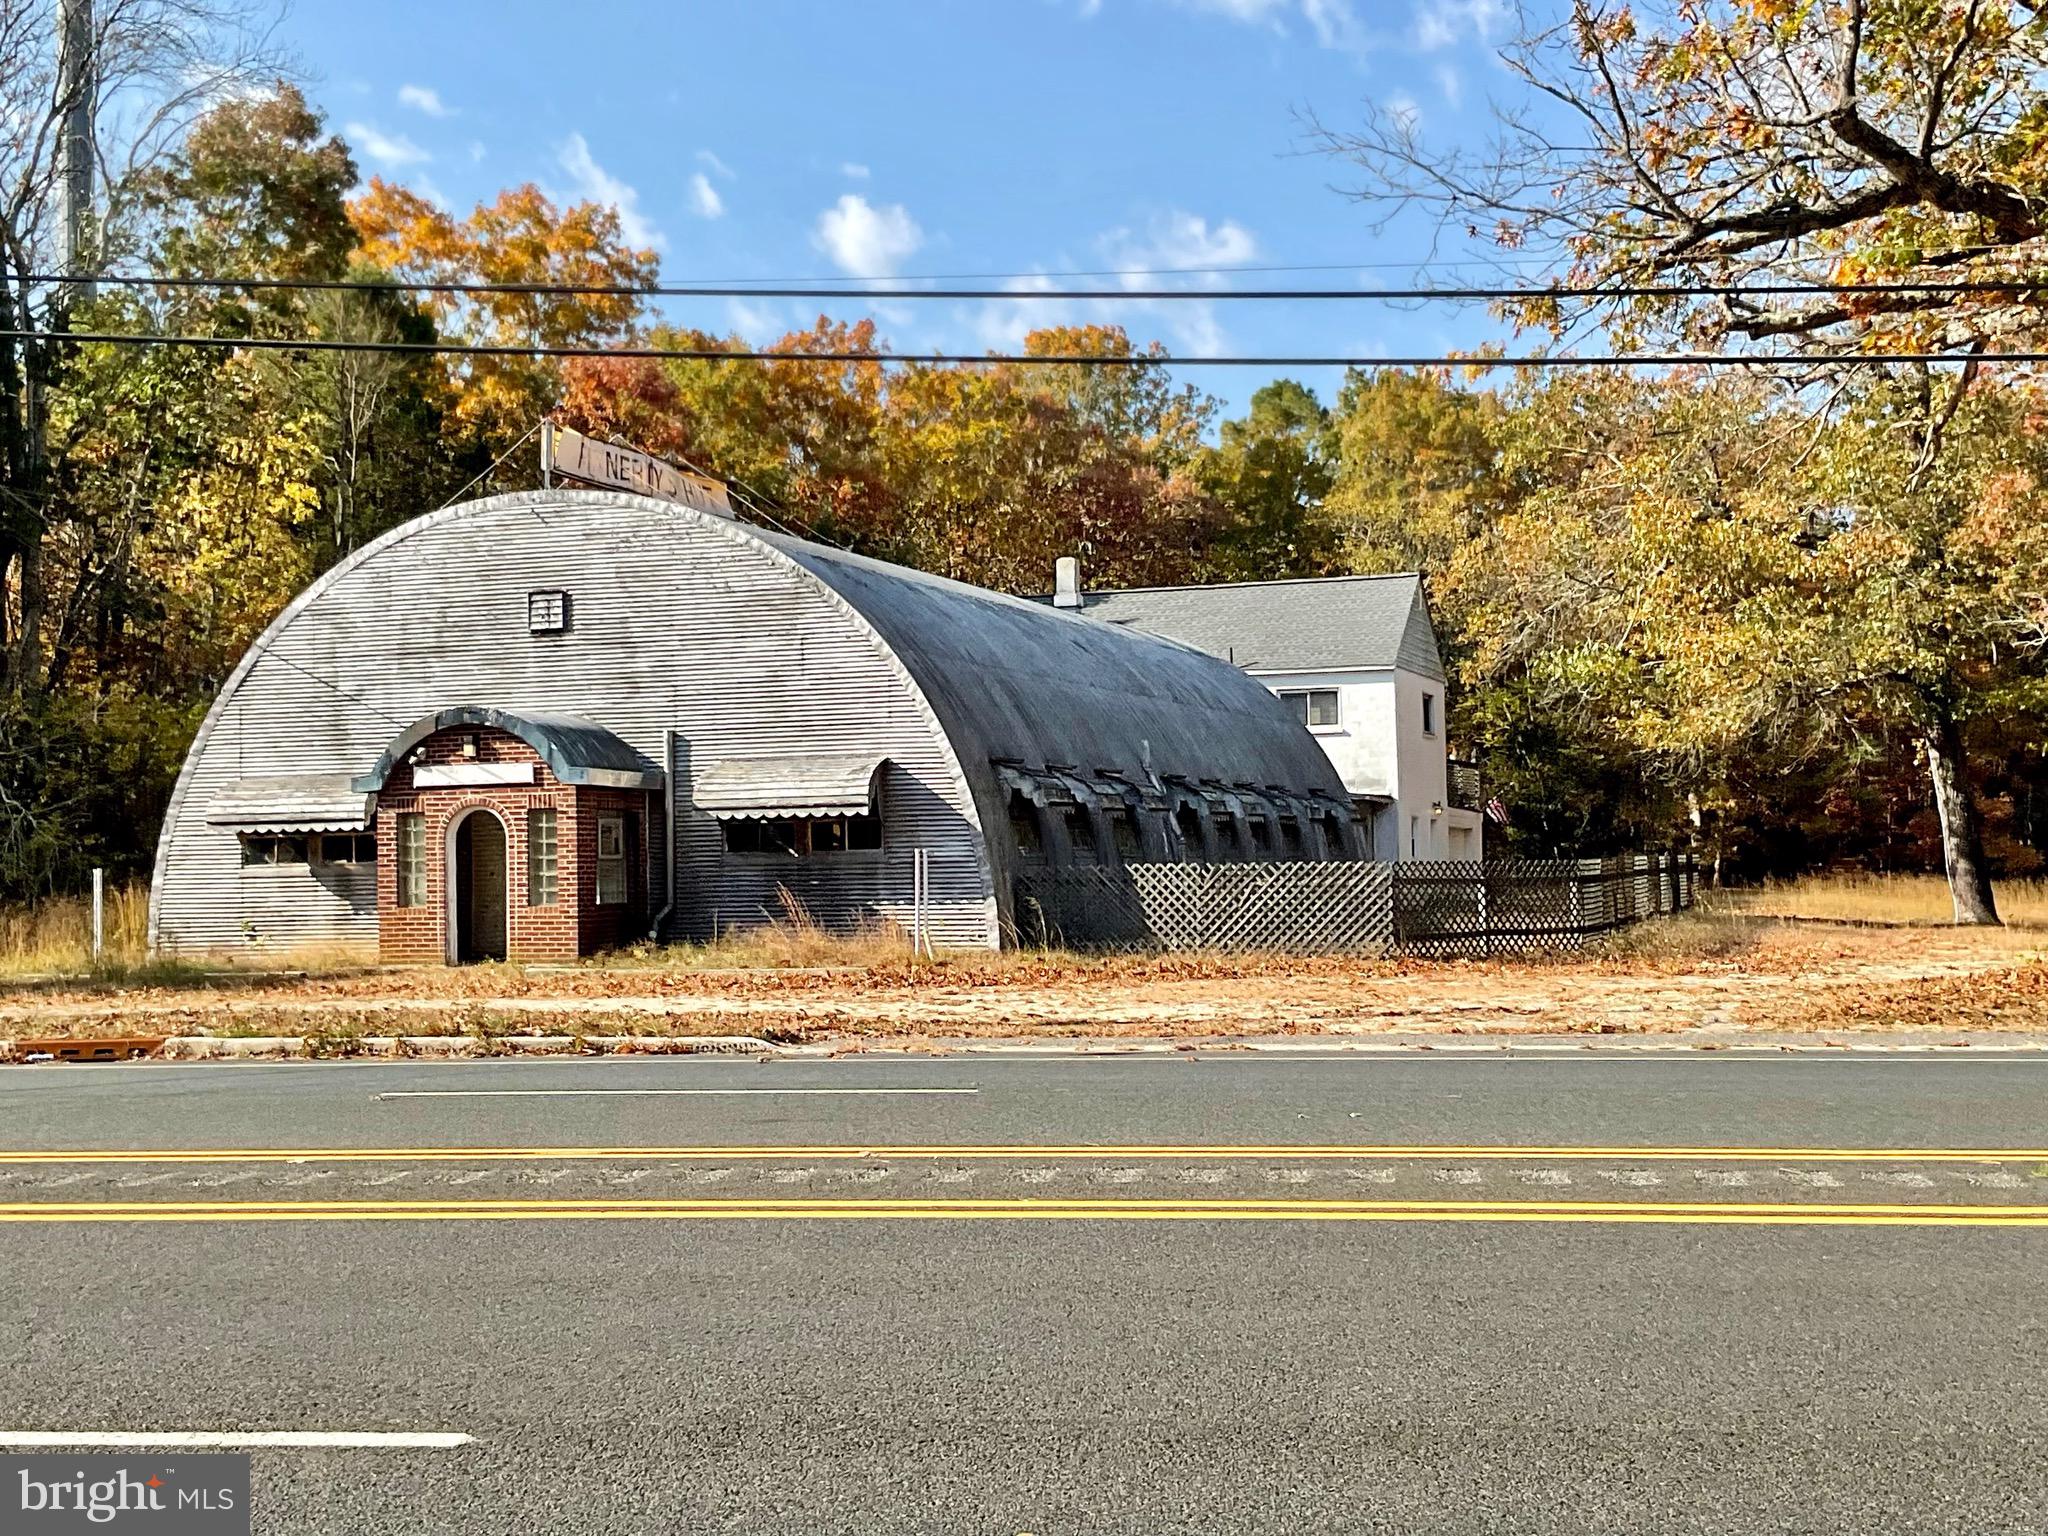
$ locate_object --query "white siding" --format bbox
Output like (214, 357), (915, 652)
(1252, 665), (1473, 861)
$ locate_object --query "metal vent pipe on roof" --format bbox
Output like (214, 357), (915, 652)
(1053, 555), (1082, 609)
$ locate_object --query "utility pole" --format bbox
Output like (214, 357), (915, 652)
(55, 0), (95, 301)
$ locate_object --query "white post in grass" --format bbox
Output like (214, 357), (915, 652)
(91, 867), (104, 961)
(912, 848), (935, 959)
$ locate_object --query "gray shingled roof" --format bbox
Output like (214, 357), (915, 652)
(1052, 574), (1445, 680)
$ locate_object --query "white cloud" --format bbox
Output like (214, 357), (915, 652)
(344, 120), (430, 168)
(1434, 62), (1463, 107)
(727, 297), (792, 343)
(1414, 0), (1507, 51)
(812, 193), (924, 279)
(1171, 0), (1368, 54)
(688, 171), (725, 219)
(397, 83), (454, 118)
(696, 148), (735, 179)
(557, 132), (666, 251)
(468, 140), (487, 163)
(840, 161), (871, 180)
(1386, 93), (1423, 132)
(1178, 0), (1290, 21)
(1300, 0), (1369, 53)
(1104, 211), (1258, 284)
(969, 212), (1261, 360)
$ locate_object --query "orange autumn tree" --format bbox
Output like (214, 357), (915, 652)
(348, 179), (657, 478)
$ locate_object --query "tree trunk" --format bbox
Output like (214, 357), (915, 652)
(1923, 708), (2001, 926)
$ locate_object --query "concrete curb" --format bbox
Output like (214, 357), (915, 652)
(1, 1034), (780, 1062)
(7, 1031), (2048, 1063)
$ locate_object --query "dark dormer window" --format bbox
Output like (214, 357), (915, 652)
(528, 589), (570, 634)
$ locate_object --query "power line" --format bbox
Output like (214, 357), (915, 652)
(23, 270), (2048, 304)
(7, 329), (2029, 368)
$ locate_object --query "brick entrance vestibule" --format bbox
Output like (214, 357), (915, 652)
(353, 709), (665, 964)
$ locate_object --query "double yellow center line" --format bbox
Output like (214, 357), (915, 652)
(2, 1196), (2044, 1226)
(1, 1146), (2041, 1226)
(3, 1143), (2045, 1165)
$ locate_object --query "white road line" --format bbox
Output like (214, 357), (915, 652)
(1868, 1171), (1936, 1188)
(0, 1432), (473, 1450)
(1600, 1169), (1662, 1188)
(1956, 1169), (2025, 1189)
(372, 1088), (980, 1100)
(1697, 1170), (1751, 1187)
(1780, 1169), (1844, 1188)
(1434, 1168), (1483, 1185)
(1522, 1169), (1573, 1187)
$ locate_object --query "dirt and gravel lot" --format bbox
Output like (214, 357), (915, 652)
(2, 914), (2043, 1051)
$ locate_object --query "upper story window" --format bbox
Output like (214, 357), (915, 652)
(1282, 688), (1341, 730)
(527, 589), (570, 634)
(1421, 691), (1437, 736)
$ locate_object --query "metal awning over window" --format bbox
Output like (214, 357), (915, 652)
(206, 774), (373, 834)
(693, 754), (886, 820)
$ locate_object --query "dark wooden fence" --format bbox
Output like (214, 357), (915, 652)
(1012, 853), (1695, 956)
(1393, 854), (1695, 957)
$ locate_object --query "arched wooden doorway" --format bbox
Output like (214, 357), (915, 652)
(450, 808), (509, 963)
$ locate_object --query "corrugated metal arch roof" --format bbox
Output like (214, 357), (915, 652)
(353, 706), (665, 792)
(759, 531), (1353, 802)
(1045, 573), (1446, 680)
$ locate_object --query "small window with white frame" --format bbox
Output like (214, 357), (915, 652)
(1281, 688), (1341, 730)
(527, 589), (570, 634)
(1421, 691), (1437, 736)
(596, 813), (628, 905)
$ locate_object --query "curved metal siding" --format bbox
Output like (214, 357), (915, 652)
(153, 494), (995, 955)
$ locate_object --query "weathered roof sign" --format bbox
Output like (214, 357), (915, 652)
(694, 754), (887, 820)
(541, 424), (734, 518)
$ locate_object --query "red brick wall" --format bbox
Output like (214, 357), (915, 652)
(372, 726), (652, 964)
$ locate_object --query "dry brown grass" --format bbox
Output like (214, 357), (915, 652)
(1705, 872), (2048, 927)
(0, 882), (151, 977)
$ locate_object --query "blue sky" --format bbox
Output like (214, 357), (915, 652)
(277, 0), (1541, 418)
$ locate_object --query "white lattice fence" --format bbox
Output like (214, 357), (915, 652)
(1012, 862), (1395, 954)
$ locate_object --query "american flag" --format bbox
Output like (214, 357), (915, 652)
(1484, 797), (1509, 826)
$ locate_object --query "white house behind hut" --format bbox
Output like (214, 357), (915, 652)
(149, 490), (1364, 963)
(1049, 564), (1484, 861)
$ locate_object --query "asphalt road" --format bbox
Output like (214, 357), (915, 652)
(4, 1051), (2046, 1534)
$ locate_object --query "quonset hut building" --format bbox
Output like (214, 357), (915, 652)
(150, 489), (1362, 962)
